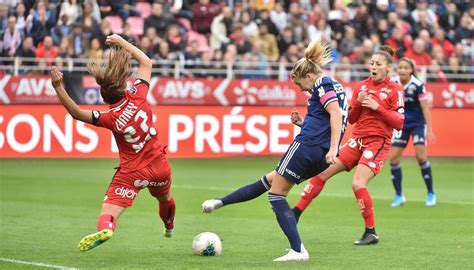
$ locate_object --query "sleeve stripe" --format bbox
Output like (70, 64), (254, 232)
(418, 93), (428, 100)
(320, 91), (337, 105)
(323, 97), (338, 108)
(134, 78), (150, 87)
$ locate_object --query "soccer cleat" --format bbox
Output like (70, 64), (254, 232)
(426, 193), (437, 207)
(201, 199), (223, 213)
(163, 228), (174, 238)
(78, 229), (113, 252)
(391, 194), (406, 207)
(273, 244), (309, 262)
(354, 232), (379, 245)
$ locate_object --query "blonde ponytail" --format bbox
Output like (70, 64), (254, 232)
(291, 40), (332, 82)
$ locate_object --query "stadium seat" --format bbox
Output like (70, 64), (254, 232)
(137, 2), (152, 18)
(105, 16), (123, 33)
(126, 17), (144, 36)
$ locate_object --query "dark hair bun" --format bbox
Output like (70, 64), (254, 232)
(379, 45), (395, 57)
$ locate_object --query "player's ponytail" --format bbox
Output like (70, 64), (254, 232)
(87, 46), (132, 104)
(291, 40), (332, 82)
(375, 45), (395, 64)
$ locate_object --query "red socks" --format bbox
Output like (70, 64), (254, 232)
(97, 214), (116, 231)
(295, 176), (326, 212)
(354, 188), (375, 228)
(159, 196), (176, 230)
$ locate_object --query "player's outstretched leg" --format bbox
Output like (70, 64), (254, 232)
(202, 175), (271, 213)
(159, 195), (176, 238)
(78, 214), (116, 251)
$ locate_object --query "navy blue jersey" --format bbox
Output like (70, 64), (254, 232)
(393, 75), (427, 128)
(295, 76), (348, 149)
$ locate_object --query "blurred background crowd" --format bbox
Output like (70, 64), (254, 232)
(1, 0), (473, 81)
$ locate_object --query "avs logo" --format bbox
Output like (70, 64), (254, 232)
(115, 187), (137, 199)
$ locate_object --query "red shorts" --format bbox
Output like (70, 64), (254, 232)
(104, 155), (172, 208)
(338, 136), (390, 175)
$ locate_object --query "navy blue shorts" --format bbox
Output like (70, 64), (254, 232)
(275, 141), (329, 184)
(392, 125), (426, 148)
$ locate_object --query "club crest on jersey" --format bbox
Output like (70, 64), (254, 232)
(379, 92), (388, 100)
(407, 85), (416, 95)
(129, 86), (137, 94)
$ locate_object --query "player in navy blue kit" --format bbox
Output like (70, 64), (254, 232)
(201, 40), (348, 262)
(390, 58), (437, 207)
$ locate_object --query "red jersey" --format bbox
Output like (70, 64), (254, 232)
(92, 79), (164, 173)
(349, 77), (404, 140)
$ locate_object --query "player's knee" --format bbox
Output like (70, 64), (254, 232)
(156, 192), (172, 202)
(415, 153), (427, 164)
(352, 179), (366, 191)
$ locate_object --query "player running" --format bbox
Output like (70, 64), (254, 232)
(390, 57), (436, 207)
(202, 40), (348, 261)
(50, 34), (175, 252)
(291, 45), (405, 245)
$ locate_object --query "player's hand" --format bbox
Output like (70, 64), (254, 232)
(361, 96), (379, 111)
(106, 34), (125, 46)
(50, 66), (63, 88)
(326, 148), (338, 165)
(291, 109), (303, 127)
(357, 90), (368, 103)
(427, 130), (437, 144)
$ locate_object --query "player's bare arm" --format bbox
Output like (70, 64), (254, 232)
(50, 66), (93, 124)
(420, 99), (437, 143)
(325, 101), (342, 165)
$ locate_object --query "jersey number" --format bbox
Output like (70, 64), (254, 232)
(340, 94), (349, 132)
(123, 110), (155, 153)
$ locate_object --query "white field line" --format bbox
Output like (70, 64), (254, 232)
(172, 184), (474, 206)
(0, 258), (78, 270)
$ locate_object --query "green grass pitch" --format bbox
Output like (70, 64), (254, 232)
(0, 157), (473, 269)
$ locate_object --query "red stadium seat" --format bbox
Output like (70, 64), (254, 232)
(137, 2), (152, 18)
(105, 16), (123, 33)
(126, 17), (144, 36)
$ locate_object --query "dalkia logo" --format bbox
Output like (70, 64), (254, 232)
(115, 187), (137, 199)
(233, 80), (296, 104)
(441, 83), (474, 108)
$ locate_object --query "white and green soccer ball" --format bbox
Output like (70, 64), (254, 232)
(192, 232), (222, 256)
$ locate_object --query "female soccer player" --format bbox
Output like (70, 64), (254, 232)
(50, 34), (176, 251)
(291, 45), (405, 245)
(202, 40), (348, 261)
(390, 57), (436, 207)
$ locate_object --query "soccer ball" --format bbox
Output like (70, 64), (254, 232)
(192, 232), (222, 256)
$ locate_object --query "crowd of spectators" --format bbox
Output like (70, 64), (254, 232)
(1, 0), (473, 82)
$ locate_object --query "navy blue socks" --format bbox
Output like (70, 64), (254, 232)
(268, 192), (302, 252)
(391, 163), (402, 196)
(420, 161), (434, 194)
(219, 176), (271, 205)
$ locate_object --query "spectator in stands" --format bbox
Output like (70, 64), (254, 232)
(240, 43), (269, 80)
(15, 36), (36, 73)
(29, 0), (56, 45)
(252, 20), (279, 62)
(279, 43), (299, 66)
(144, 26), (161, 49)
(252, 0), (274, 12)
(14, 3), (28, 38)
(51, 15), (72, 45)
(191, 0), (220, 35)
(58, 0), (83, 26)
(329, 8), (350, 43)
(70, 22), (87, 57)
(0, 4), (8, 38)
(430, 44), (446, 66)
(339, 26), (360, 56)
(138, 36), (155, 58)
(307, 14), (331, 43)
(166, 23), (186, 54)
(184, 40), (202, 77)
(411, 0), (437, 26)
(411, 10), (434, 37)
(257, 9), (279, 37)
(445, 54), (468, 82)
(86, 37), (103, 60)
(386, 25), (412, 60)
(83, 0), (102, 24)
(277, 26), (294, 57)
(404, 38), (432, 66)
(453, 43), (470, 67)
(240, 10), (259, 38)
(270, 2), (287, 34)
(210, 6), (233, 51)
(439, 3), (460, 38)
(2, 16), (22, 57)
(373, 0), (390, 24)
(31, 57), (49, 75)
(35, 35), (58, 65)
(229, 23), (252, 55)
(154, 40), (178, 77)
(58, 36), (74, 58)
(376, 19), (390, 44)
(94, 19), (112, 46)
(144, 2), (175, 37)
(431, 28), (454, 57)
(454, 15), (473, 43)
(352, 3), (373, 39)
(427, 59), (448, 83)
(418, 29), (432, 53)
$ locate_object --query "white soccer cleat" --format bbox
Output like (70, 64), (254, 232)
(273, 244), (309, 262)
(201, 199), (223, 213)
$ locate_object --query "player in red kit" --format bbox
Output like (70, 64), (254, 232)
(50, 34), (175, 251)
(291, 45), (405, 245)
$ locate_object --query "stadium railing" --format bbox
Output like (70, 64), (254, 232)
(1, 57), (473, 82)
